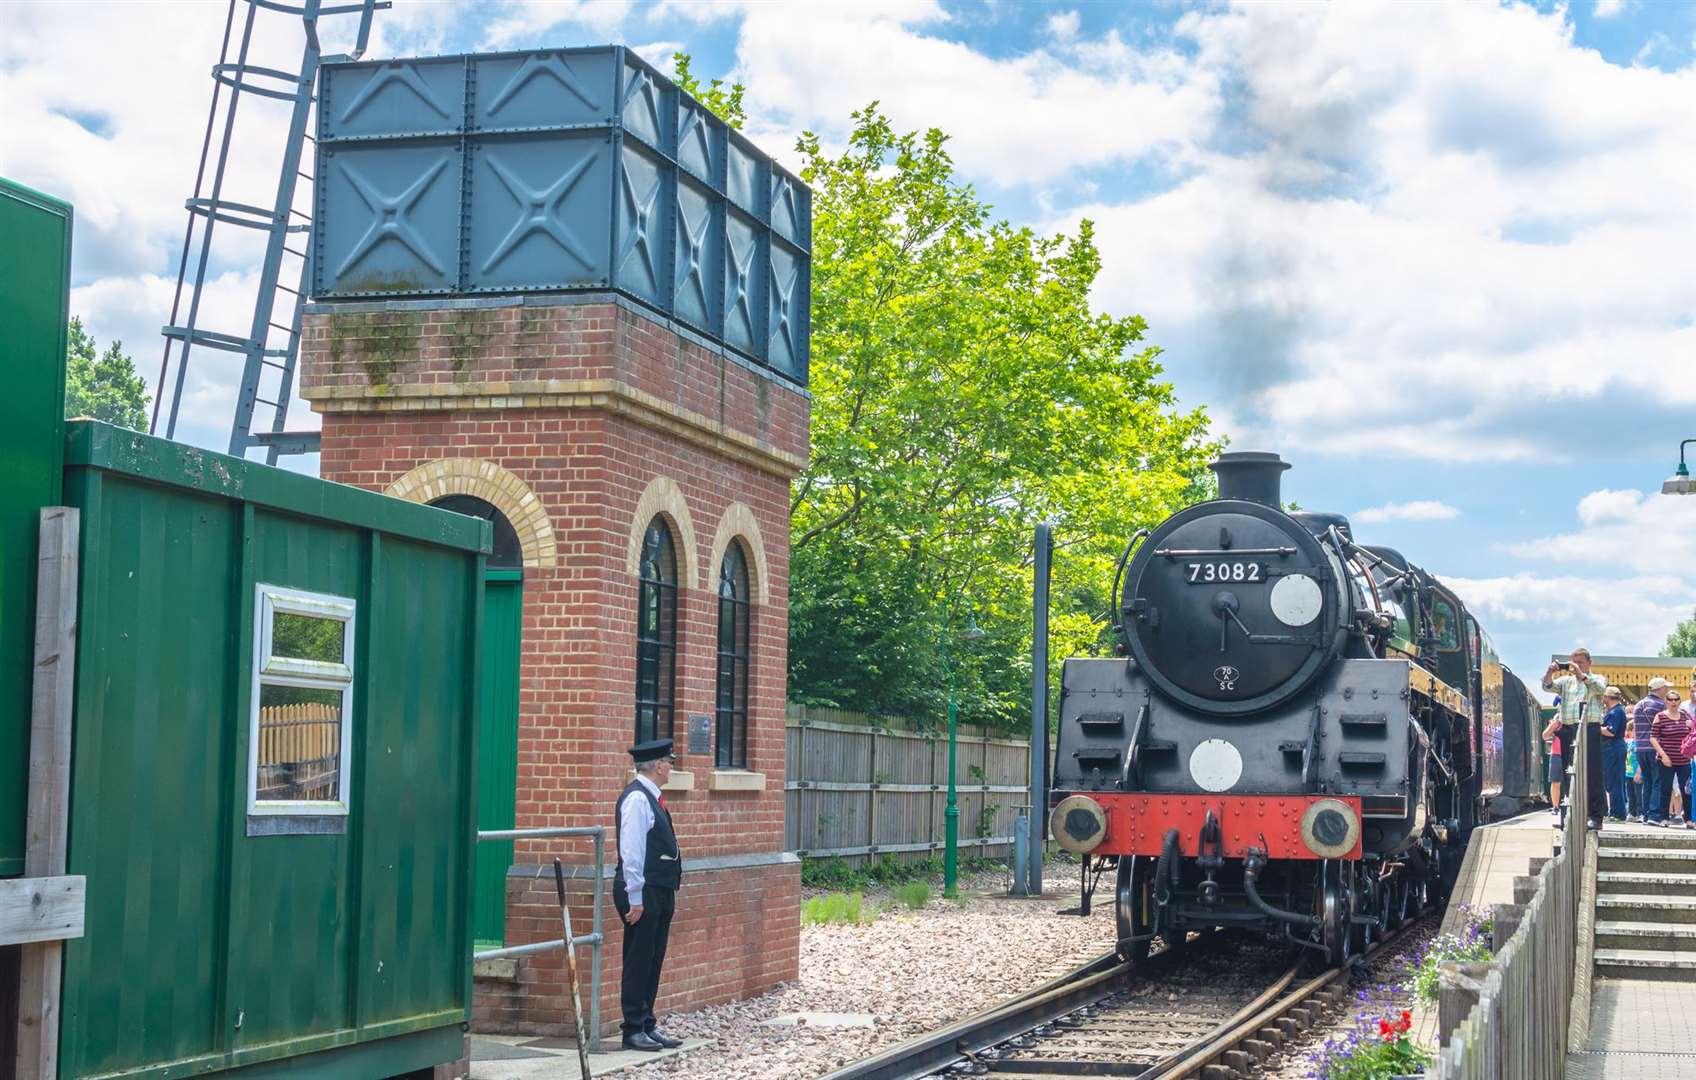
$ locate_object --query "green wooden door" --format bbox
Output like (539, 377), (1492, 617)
(475, 569), (523, 947)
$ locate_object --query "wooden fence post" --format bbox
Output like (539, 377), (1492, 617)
(867, 731), (878, 855)
(16, 508), (81, 1080)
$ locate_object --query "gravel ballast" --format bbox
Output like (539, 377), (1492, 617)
(630, 869), (1115, 1079)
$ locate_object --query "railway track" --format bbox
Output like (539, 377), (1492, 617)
(820, 916), (1432, 1080)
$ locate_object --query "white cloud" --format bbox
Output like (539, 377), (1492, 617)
(726, 1), (1220, 185)
(1445, 482), (1696, 678)
(1593, 0), (1630, 19)
(1511, 486), (1696, 575)
(1354, 500), (1461, 525)
(1056, 2), (1696, 465)
(1047, 11), (1081, 43)
(1447, 571), (1695, 665)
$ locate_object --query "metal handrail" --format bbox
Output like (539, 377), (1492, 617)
(474, 825), (605, 1051)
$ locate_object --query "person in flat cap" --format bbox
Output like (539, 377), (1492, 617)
(614, 738), (683, 1051)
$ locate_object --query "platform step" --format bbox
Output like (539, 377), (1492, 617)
(1597, 828), (1696, 849)
(1597, 871), (1696, 896)
(1597, 846), (1696, 871)
(1595, 893), (1696, 924)
(1595, 920), (1696, 951)
(1593, 948), (1696, 982)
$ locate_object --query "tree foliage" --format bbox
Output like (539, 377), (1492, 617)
(1663, 609), (1696, 658)
(788, 104), (1218, 731)
(672, 53), (745, 130)
(66, 317), (149, 430)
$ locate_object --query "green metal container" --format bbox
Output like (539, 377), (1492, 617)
(0, 178), (71, 876)
(58, 422), (489, 1080)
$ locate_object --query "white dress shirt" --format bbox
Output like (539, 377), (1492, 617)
(618, 773), (662, 906)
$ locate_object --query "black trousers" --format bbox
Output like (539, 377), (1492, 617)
(613, 883), (675, 1036)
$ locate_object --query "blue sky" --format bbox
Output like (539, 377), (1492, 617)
(6, 0), (1696, 689)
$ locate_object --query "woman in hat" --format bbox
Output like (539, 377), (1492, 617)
(1601, 686), (1628, 822)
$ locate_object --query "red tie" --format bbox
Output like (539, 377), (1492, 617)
(658, 794), (668, 813)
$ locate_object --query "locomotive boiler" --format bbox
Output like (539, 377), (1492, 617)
(1048, 452), (1545, 966)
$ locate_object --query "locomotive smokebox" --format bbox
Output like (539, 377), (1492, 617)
(1209, 451), (1291, 507)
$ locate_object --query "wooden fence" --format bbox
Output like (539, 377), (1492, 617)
(1429, 717), (1591, 1078)
(255, 702), (341, 801)
(785, 704), (1031, 867)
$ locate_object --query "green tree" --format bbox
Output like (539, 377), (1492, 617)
(672, 53), (745, 129)
(1663, 609), (1696, 658)
(66, 317), (149, 430)
(788, 105), (1218, 731)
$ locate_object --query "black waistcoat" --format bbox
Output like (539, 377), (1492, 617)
(615, 780), (681, 892)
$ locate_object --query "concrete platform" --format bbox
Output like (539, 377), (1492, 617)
(1413, 810), (1559, 1049)
(468, 1035), (712, 1078)
(1567, 979), (1696, 1078)
(1438, 808), (1559, 937)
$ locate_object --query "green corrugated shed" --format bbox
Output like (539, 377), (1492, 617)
(58, 422), (489, 1079)
(0, 177), (71, 876)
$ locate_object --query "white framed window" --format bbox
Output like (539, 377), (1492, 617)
(248, 584), (356, 822)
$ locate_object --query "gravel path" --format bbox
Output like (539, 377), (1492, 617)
(627, 868), (1115, 1079)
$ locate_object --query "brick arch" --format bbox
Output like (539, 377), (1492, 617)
(626, 475), (699, 586)
(384, 458), (558, 569)
(705, 502), (771, 606)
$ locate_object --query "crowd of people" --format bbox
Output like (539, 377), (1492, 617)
(1543, 647), (1696, 829)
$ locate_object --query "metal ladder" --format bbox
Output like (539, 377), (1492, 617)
(152, 0), (385, 463)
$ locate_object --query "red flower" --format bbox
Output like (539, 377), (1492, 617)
(1379, 1019), (1393, 1037)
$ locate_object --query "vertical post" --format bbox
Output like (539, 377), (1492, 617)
(943, 621), (960, 899)
(1028, 522), (1052, 897)
(867, 729), (879, 859)
(588, 830), (602, 1053)
(1010, 809), (1029, 895)
(16, 508), (79, 1080)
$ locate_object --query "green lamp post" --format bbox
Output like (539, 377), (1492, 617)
(1664, 439), (1696, 495)
(940, 607), (986, 899)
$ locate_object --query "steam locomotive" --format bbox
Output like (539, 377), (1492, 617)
(1048, 452), (1546, 966)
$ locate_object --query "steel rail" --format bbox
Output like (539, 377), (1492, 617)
(1142, 915), (1430, 1080)
(825, 915), (1431, 1080)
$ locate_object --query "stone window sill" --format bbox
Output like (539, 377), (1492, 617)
(631, 768), (696, 792)
(706, 769), (767, 793)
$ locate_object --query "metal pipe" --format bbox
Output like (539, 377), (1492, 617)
(1029, 522), (1052, 898)
(478, 826), (604, 840)
(1242, 850), (1317, 926)
(590, 828), (603, 1051)
(474, 933), (604, 962)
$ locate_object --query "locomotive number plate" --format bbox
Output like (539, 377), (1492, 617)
(1185, 561), (1263, 584)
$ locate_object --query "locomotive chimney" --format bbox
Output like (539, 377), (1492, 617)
(1210, 451), (1291, 507)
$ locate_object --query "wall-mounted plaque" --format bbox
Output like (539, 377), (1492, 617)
(687, 714), (712, 756)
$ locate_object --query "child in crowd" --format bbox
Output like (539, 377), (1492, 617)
(1624, 719), (1642, 822)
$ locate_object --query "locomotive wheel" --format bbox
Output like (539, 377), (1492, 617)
(1347, 864), (1372, 954)
(1369, 871), (1391, 942)
(1115, 856), (1155, 966)
(1388, 875), (1411, 930)
(1318, 860), (1354, 967)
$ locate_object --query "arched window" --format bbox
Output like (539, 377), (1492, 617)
(715, 541), (751, 768)
(636, 517), (678, 744)
(431, 494), (524, 570)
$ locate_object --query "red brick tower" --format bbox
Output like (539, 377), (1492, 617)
(298, 293), (808, 1034)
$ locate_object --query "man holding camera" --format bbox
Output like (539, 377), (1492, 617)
(1543, 647), (1608, 829)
